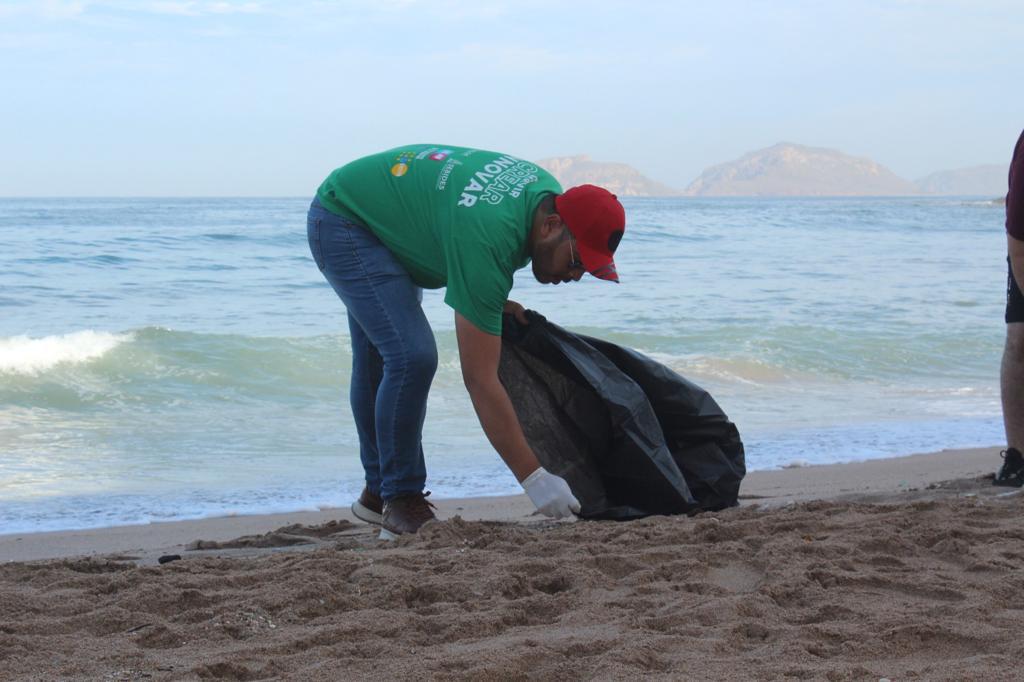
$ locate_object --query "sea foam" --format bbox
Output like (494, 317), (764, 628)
(0, 330), (132, 375)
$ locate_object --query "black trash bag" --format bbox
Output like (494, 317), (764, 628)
(498, 310), (745, 520)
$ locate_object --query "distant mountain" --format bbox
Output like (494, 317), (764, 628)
(915, 164), (1007, 196)
(683, 143), (920, 196)
(536, 155), (678, 196)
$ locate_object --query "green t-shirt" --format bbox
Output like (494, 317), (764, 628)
(316, 144), (562, 335)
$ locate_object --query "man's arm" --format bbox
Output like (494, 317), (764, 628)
(1010, 235), (1024, 290)
(454, 311), (580, 518)
(454, 311), (539, 481)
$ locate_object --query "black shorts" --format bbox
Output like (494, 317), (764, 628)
(1008, 256), (1024, 323)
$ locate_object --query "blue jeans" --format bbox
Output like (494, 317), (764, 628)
(307, 197), (437, 500)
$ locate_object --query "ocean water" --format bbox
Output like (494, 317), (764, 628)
(0, 196), (1009, 534)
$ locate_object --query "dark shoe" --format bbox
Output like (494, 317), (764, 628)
(351, 487), (383, 524)
(380, 492), (436, 540)
(993, 448), (1024, 487)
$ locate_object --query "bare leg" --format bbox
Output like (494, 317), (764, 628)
(1002, 323), (1024, 450)
(1005, 235), (1024, 453)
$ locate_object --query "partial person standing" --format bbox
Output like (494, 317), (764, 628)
(996, 129), (1024, 486)
(307, 144), (627, 536)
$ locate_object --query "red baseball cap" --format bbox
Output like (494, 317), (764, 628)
(555, 184), (625, 282)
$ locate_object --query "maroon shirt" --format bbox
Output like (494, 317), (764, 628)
(1009, 129), (1024, 240)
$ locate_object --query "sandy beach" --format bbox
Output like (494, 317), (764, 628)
(2, 445), (1022, 680)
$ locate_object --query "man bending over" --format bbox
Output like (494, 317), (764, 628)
(307, 144), (626, 536)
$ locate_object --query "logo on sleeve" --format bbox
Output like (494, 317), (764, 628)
(390, 151), (416, 177)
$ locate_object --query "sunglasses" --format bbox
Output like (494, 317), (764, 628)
(567, 235), (584, 271)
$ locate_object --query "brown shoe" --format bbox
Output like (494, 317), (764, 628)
(351, 487), (383, 525)
(380, 492), (436, 540)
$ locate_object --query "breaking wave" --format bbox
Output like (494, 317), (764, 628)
(0, 330), (133, 375)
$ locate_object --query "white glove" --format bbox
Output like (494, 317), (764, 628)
(521, 467), (581, 519)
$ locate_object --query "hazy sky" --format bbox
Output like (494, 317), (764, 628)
(1, 0), (1021, 195)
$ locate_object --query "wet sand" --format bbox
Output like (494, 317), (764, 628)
(2, 446), (1021, 680)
